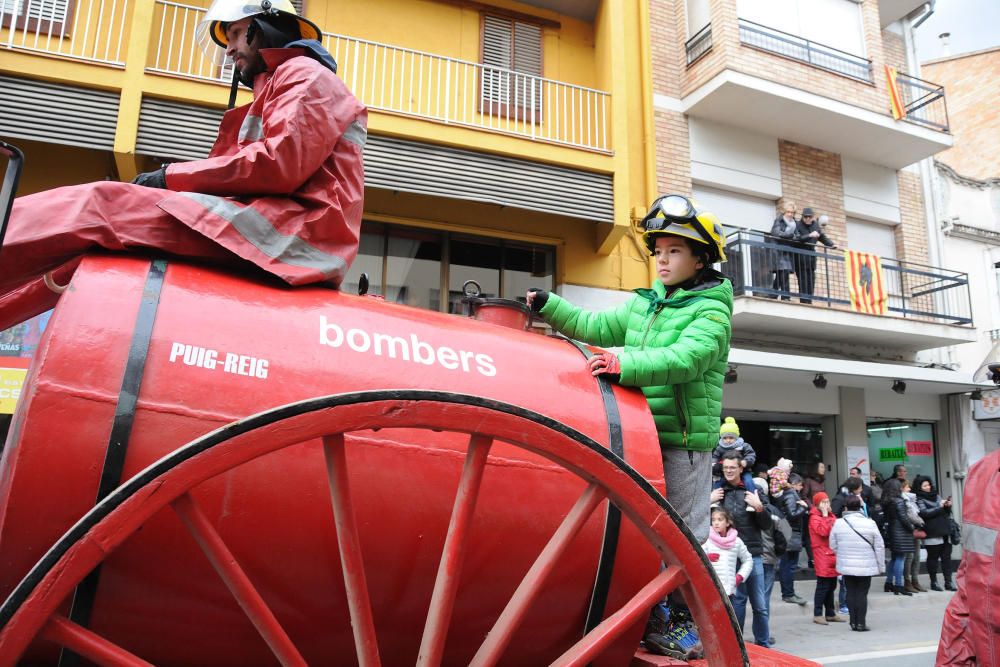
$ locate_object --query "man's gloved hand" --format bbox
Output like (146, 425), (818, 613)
(735, 574), (744, 586)
(707, 552), (720, 562)
(132, 167), (167, 189)
(588, 350), (621, 378)
(526, 288), (549, 313)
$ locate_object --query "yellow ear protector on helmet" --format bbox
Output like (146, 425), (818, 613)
(639, 194), (727, 263)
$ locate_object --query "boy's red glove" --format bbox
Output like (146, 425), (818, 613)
(588, 350), (621, 377)
(707, 552), (720, 562)
(735, 574), (744, 586)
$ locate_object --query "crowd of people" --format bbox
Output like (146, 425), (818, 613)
(701, 423), (959, 648)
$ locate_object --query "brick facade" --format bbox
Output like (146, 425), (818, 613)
(922, 48), (1000, 180)
(881, 29), (907, 72)
(653, 110), (693, 196)
(895, 170), (929, 265)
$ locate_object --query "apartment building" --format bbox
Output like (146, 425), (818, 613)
(640, 0), (987, 500)
(922, 46), (1000, 464)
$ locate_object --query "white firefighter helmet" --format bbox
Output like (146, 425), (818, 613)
(195, 0), (321, 61)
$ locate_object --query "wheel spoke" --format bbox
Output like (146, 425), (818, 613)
(40, 615), (154, 667)
(469, 482), (607, 667)
(551, 565), (687, 667)
(171, 493), (307, 667)
(417, 433), (493, 667)
(323, 434), (381, 667)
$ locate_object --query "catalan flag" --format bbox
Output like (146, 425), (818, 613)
(845, 250), (887, 315)
(885, 65), (905, 120)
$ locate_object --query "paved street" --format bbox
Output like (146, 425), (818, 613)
(763, 577), (953, 666)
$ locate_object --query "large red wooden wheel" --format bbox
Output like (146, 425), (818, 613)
(0, 390), (747, 666)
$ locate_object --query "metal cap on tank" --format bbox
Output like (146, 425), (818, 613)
(460, 280), (531, 330)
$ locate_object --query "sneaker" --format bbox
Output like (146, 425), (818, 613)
(643, 603), (700, 659)
(838, 605), (849, 616)
(782, 595), (807, 606)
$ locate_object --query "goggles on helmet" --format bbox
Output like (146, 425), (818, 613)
(641, 195), (715, 247)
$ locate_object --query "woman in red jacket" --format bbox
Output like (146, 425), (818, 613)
(809, 492), (845, 625)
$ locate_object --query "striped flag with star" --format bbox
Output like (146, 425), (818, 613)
(845, 250), (887, 315)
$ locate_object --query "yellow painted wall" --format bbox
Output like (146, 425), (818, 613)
(11, 139), (115, 195)
(2, 0), (656, 294)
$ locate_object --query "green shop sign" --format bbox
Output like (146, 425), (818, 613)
(879, 447), (908, 461)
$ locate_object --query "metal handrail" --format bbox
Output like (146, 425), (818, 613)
(146, 0), (612, 152)
(0, 0), (129, 66)
(685, 23), (712, 66)
(737, 18), (873, 83)
(894, 71), (950, 132)
(721, 229), (973, 326)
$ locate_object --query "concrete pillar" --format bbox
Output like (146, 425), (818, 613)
(833, 386), (867, 490)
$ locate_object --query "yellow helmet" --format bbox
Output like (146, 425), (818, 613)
(639, 194), (727, 263)
(196, 0), (321, 60)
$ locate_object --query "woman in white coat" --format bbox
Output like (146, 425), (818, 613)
(829, 495), (885, 631)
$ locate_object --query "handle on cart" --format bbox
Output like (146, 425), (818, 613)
(0, 141), (25, 250)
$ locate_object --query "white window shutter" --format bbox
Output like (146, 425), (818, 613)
(481, 14), (542, 116)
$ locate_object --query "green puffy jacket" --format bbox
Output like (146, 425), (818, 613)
(538, 272), (733, 452)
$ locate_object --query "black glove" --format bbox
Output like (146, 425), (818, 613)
(526, 288), (549, 313)
(132, 167), (167, 189)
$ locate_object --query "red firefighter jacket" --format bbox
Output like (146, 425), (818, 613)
(161, 46), (367, 286)
(937, 450), (1000, 666)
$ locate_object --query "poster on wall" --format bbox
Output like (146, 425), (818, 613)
(0, 311), (51, 415)
(846, 446), (870, 479)
(973, 389), (1000, 421)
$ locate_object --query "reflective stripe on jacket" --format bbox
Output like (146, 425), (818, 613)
(162, 47), (366, 286)
(937, 451), (1000, 666)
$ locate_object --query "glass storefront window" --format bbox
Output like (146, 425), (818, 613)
(767, 423), (824, 477)
(867, 421), (936, 485)
(342, 221), (556, 314)
(447, 236), (501, 314)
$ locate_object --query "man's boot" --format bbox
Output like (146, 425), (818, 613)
(929, 574), (943, 591)
(944, 577), (957, 592)
(895, 584), (913, 596)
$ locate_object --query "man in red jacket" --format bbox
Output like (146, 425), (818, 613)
(937, 448), (1000, 666)
(0, 0), (366, 328)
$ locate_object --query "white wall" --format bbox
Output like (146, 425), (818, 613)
(842, 157), (901, 224)
(722, 379), (841, 414)
(689, 117), (781, 200)
(693, 185), (776, 233)
(939, 234), (999, 374)
(866, 390), (942, 420)
(846, 218), (897, 258)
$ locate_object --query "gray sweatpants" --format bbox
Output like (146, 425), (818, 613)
(662, 448), (713, 544)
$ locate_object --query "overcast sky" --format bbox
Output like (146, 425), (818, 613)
(914, 0), (1000, 61)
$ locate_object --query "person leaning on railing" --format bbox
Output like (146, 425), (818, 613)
(793, 209), (837, 305)
(768, 200), (798, 300)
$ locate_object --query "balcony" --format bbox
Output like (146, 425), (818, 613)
(0, 0), (130, 66)
(682, 19), (953, 169)
(721, 230), (977, 352)
(738, 19), (873, 83)
(146, 1), (611, 153)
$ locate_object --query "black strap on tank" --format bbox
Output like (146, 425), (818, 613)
(60, 259), (167, 667)
(558, 337), (625, 637)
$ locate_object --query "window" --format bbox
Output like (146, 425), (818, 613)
(1, 0), (72, 34)
(867, 422), (937, 484)
(342, 222), (555, 313)
(481, 14), (543, 121)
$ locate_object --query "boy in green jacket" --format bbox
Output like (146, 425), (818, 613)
(527, 194), (733, 544)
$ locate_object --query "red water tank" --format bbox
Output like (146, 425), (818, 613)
(0, 255), (669, 665)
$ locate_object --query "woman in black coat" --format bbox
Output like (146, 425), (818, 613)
(882, 479), (915, 595)
(913, 475), (955, 591)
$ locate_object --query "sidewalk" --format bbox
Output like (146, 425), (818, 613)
(764, 577), (953, 666)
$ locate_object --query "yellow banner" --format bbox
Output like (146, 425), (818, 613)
(0, 367), (27, 414)
(845, 250), (887, 315)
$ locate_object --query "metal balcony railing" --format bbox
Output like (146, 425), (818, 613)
(738, 19), (873, 83)
(722, 230), (973, 326)
(685, 23), (712, 66)
(147, 0), (611, 152)
(895, 71), (949, 132)
(0, 0), (129, 66)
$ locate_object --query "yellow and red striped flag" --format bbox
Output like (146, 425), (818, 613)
(885, 65), (905, 120)
(845, 250), (887, 315)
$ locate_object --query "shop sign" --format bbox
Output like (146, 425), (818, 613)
(973, 388), (1000, 421)
(878, 447), (907, 461)
(905, 440), (933, 456)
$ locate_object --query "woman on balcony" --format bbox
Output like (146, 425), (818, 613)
(768, 200), (798, 300)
